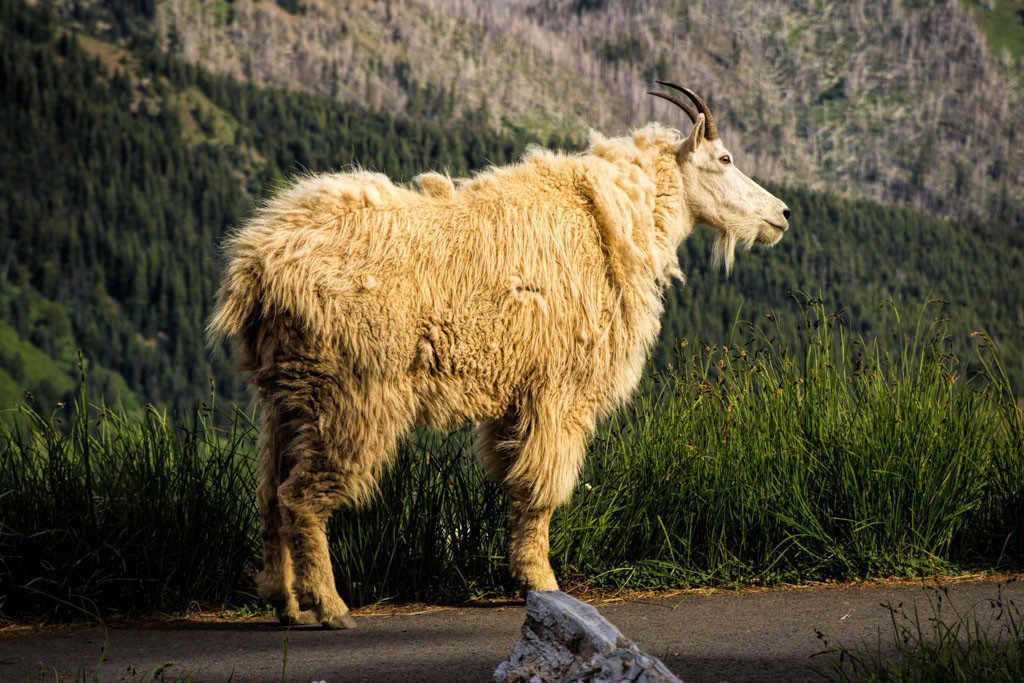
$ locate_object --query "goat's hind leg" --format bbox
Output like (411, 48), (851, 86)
(254, 408), (317, 626)
(277, 432), (357, 628)
(278, 380), (411, 630)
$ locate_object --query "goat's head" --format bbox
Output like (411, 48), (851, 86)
(649, 82), (790, 272)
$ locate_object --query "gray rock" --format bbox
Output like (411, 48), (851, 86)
(494, 591), (681, 682)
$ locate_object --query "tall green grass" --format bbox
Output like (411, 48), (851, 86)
(554, 298), (1024, 588)
(0, 396), (258, 618)
(1, 299), (1021, 620)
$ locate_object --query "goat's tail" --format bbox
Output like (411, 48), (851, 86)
(206, 251), (262, 348)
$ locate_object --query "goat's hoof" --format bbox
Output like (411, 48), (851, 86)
(278, 610), (318, 627)
(519, 585), (560, 599)
(321, 613), (358, 630)
(515, 570), (560, 595)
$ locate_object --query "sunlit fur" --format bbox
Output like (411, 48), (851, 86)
(208, 120), (787, 626)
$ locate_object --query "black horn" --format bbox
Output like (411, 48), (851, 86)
(654, 81), (718, 139)
(646, 90), (698, 124)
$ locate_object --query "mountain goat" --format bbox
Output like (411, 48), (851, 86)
(209, 83), (790, 629)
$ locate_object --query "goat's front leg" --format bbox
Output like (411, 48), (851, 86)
(508, 497), (559, 592)
(492, 398), (589, 594)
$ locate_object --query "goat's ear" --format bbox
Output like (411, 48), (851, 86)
(677, 113), (706, 162)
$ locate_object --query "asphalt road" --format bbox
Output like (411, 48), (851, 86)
(2, 580), (1019, 682)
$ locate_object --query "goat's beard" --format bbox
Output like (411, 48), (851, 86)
(713, 226), (767, 275)
(712, 231), (738, 274)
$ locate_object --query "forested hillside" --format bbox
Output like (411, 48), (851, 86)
(0, 1), (541, 409)
(120, 0), (1024, 233)
(1, 0), (1021, 411)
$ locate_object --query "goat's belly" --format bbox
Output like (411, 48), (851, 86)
(411, 374), (515, 431)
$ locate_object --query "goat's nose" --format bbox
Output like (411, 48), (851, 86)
(782, 207), (792, 221)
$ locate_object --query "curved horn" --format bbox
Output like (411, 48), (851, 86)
(646, 91), (698, 124)
(655, 81), (718, 139)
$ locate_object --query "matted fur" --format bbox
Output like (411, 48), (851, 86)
(210, 125), (689, 501)
(208, 122), (784, 625)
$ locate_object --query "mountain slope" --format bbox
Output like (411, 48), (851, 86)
(0, 1), (542, 409)
(1, 1), (1021, 410)
(0, 285), (141, 411)
(110, 0), (1024, 234)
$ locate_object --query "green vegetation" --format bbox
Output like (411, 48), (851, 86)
(822, 584), (1024, 681)
(661, 182), (1024, 394)
(2, 1), (1021, 415)
(0, 393), (257, 619)
(1, 3), (1021, 627)
(966, 1), (1024, 61)
(2, 300), (1021, 620)
(0, 320), (75, 408)
(0, 286), (140, 410)
(0, 1), (545, 412)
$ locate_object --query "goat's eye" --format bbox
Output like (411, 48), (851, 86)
(720, 155), (732, 165)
